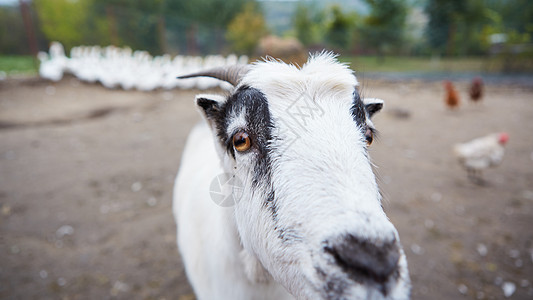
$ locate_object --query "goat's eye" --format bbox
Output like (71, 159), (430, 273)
(233, 131), (251, 152)
(365, 128), (373, 146)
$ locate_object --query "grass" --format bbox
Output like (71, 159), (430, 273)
(0, 54), (530, 78)
(0, 56), (38, 75)
(339, 56), (506, 73)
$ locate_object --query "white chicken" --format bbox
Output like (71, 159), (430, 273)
(453, 132), (509, 184)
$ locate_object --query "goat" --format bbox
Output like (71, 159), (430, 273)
(173, 53), (410, 300)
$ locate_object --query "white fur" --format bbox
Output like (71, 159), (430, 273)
(174, 53), (410, 300)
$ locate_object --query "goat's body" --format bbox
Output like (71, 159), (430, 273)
(173, 122), (292, 300)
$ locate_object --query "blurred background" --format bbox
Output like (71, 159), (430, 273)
(1, 0), (533, 76)
(1, 1), (532, 300)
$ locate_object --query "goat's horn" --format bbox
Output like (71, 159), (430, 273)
(177, 65), (249, 86)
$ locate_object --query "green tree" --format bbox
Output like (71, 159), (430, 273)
(292, 2), (327, 47)
(360, 0), (407, 56)
(91, 0), (165, 54)
(34, 0), (111, 51)
(293, 3), (314, 46)
(165, 0), (251, 54)
(325, 5), (358, 51)
(226, 2), (268, 55)
(498, 0), (533, 35)
(425, 0), (488, 55)
(34, 0), (91, 50)
(0, 7), (27, 54)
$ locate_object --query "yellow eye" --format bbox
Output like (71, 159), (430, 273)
(365, 128), (373, 146)
(233, 131), (251, 152)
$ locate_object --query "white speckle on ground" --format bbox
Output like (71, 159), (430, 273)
(131, 182), (142, 192)
(410, 244), (424, 255)
(147, 197), (158, 207)
(515, 259), (523, 268)
(476, 291), (485, 299)
(521, 279), (530, 288)
(494, 276), (503, 286)
(477, 243), (488, 257)
(55, 225), (74, 238)
(458, 283), (468, 295)
(57, 277), (67, 287)
(111, 280), (131, 296)
(502, 281), (516, 298)
(509, 249), (520, 258)
(431, 192), (442, 202)
(523, 190), (533, 200)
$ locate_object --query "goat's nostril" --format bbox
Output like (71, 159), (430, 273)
(325, 236), (400, 285)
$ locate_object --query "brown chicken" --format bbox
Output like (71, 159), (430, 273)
(444, 80), (460, 109)
(469, 77), (483, 103)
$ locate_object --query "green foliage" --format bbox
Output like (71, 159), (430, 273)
(165, 0), (248, 27)
(33, 0), (113, 52)
(226, 2), (268, 55)
(30, 0), (252, 55)
(293, 4), (314, 46)
(0, 7), (28, 55)
(164, 0), (253, 55)
(359, 0), (407, 55)
(425, 0), (460, 53)
(90, 0), (165, 54)
(325, 5), (358, 51)
(34, 0), (92, 50)
(424, 0), (488, 55)
(292, 2), (326, 47)
(424, 0), (533, 56)
(497, 0), (533, 34)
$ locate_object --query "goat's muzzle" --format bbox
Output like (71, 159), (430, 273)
(324, 234), (401, 296)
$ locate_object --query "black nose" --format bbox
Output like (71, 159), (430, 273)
(324, 235), (400, 288)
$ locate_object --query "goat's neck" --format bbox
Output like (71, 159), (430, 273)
(222, 205), (272, 284)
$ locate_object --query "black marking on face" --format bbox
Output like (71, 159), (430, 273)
(265, 189), (302, 243)
(265, 189), (278, 218)
(351, 88), (379, 147)
(323, 234), (400, 297)
(224, 86), (273, 187)
(204, 85), (274, 188)
(200, 86), (302, 244)
(350, 89), (366, 127)
(316, 266), (349, 300)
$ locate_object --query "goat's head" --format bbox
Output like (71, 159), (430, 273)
(182, 53), (410, 299)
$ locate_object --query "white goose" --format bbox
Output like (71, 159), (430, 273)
(39, 41), (249, 92)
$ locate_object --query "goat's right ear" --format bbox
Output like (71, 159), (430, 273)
(195, 94), (226, 122)
(363, 97), (384, 118)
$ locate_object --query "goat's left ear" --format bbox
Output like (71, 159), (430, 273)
(363, 98), (384, 118)
(195, 94), (226, 123)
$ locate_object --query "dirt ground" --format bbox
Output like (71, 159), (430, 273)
(0, 75), (532, 300)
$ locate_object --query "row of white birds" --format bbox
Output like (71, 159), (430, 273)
(38, 42), (249, 91)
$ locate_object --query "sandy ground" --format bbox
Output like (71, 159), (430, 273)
(0, 76), (532, 300)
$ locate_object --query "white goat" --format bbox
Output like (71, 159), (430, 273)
(173, 53), (410, 300)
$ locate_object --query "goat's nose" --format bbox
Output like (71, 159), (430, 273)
(324, 235), (400, 285)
